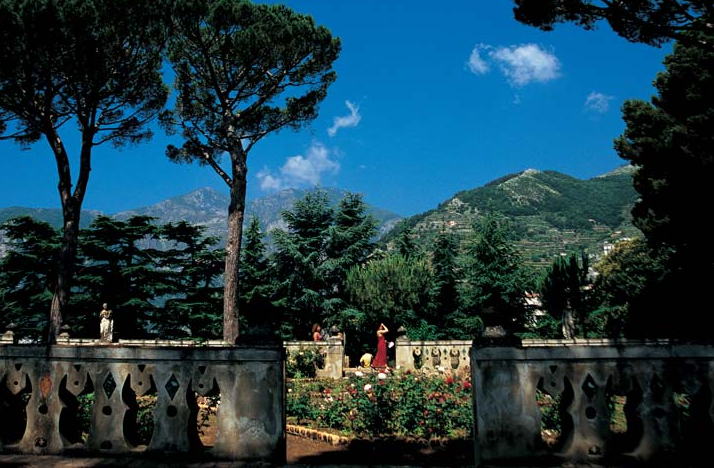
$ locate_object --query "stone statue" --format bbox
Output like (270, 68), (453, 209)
(99, 303), (113, 343)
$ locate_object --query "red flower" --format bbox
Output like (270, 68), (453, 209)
(324, 388), (331, 394)
(445, 376), (454, 385)
(462, 381), (472, 390)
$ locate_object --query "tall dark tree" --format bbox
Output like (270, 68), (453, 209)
(590, 239), (668, 338)
(0, 0), (168, 341)
(540, 252), (591, 338)
(238, 216), (271, 334)
(394, 224), (420, 259)
(458, 213), (533, 334)
(159, 221), (224, 338)
(323, 193), (377, 319)
(72, 216), (164, 338)
(162, 0), (340, 342)
(512, 0), (714, 50)
(346, 253), (433, 341)
(429, 230), (460, 332)
(0, 217), (59, 341)
(614, 31), (714, 338)
(271, 191), (334, 339)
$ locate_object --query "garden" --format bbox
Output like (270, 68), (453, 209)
(286, 369), (473, 440)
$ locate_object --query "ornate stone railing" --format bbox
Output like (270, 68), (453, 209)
(0, 344), (285, 463)
(471, 340), (714, 466)
(284, 337), (344, 379)
(395, 337), (472, 375)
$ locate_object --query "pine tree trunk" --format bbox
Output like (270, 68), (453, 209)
(223, 155), (247, 343)
(49, 203), (80, 342)
(46, 127), (91, 343)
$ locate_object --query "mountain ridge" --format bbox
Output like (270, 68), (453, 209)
(383, 165), (640, 267)
(1, 165), (638, 265)
(0, 186), (404, 249)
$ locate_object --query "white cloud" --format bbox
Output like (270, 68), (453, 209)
(584, 91), (614, 114)
(257, 168), (283, 191)
(467, 45), (490, 75)
(467, 43), (561, 87)
(257, 142), (340, 191)
(491, 44), (560, 86)
(328, 100), (361, 137)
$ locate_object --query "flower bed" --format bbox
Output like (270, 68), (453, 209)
(286, 370), (473, 439)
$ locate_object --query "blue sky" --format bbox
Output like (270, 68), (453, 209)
(0, 0), (671, 217)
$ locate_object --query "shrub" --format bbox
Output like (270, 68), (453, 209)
(286, 347), (322, 378)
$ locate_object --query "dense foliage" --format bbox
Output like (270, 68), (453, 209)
(0, 217), (59, 341)
(0, 216), (223, 340)
(458, 213), (535, 333)
(540, 253), (592, 339)
(271, 190), (376, 343)
(615, 31), (714, 339)
(589, 239), (668, 338)
(286, 372), (473, 439)
(511, 0), (714, 50)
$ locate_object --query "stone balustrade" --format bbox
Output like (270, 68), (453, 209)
(395, 336), (472, 375)
(471, 340), (714, 466)
(284, 336), (344, 379)
(0, 344), (285, 463)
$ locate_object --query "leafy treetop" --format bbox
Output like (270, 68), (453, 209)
(512, 0), (714, 50)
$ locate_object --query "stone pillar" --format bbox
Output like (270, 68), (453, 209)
(395, 326), (412, 371)
(317, 326), (344, 379)
(17, 361), (69, 454)
(325, 335), (344, 379)
(471, 345), (544, 466)
(212, 358), (285, 463)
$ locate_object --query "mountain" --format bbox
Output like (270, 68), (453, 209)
(383, 166), (640, 267)
(0, 165), (637, 265)
(0, 187), (403, 252)
(116, 186), (402, 244)
(0, 207), (102, 258)
(0, 207), (102, 228)
(244, 187), (402, 239)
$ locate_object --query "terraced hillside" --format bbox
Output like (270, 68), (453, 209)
(384, 166), (640, 268)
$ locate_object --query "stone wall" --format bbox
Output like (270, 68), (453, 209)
(471, 340), (714, 466)
(395, 337), (472, 375)
(284, 337), (344, 379)
(0, 344), (285, 463)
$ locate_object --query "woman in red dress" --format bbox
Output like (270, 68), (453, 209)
(372, 323), (389, 368)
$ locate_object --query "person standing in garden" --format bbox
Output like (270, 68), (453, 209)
(312, 323), (322, 341)
(372, 323), (389, 368)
